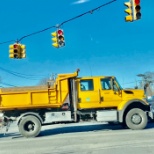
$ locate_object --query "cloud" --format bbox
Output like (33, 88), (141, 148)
(72, 0), (90, 5)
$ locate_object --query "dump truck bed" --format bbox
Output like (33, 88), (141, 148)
(0, 71), (79, 111)
(0, 85), (59, 111)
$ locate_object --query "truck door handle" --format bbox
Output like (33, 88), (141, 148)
(100, 97), (104, 102)
(98, 89), (104, 102)
(78, 98), (81, 103)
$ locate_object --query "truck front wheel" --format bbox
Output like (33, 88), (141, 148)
(18, 115), (41, 138)
(125, 108), (148, 130)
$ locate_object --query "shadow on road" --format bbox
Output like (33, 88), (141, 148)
(38, 123), (125, 137)
(39, 122), (154, 138)
(1, 123), (124, 139)
(0, 132), (19, 138)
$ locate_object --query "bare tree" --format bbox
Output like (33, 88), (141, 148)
(38, 78), (49, 86)
(37, 73), (57, 87)
(137, 71), (154, 94)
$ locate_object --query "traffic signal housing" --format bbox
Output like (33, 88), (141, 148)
(51, 31), (59, 48)
(124, 1), (133, 22)
(132, 0), (141, 21)
(20, 44), (26, 58)
(9, 43), (26, 59)
(51, 29), (65, 48)
(57, 29), (65, 47)
(9, 43), (21, 59)
(9, 44), (14, 58)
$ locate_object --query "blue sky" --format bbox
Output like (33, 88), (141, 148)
(0, 0), (153, 88)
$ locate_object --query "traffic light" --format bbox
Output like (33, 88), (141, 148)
(51, 29), (65, 48)
(57, 29), (65, 47)
(20, 44), (26, 58)
(9, 43), (26, 59)
(132, 0), (141, 21)
(9, 43), (21, 59)
(124, 1), (133, 22)
(51, 31), (59, 48)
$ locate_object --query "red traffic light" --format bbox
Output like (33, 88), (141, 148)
(57, 29), (63, 35)
(14, 44), (18, 48)
(135, 0), (140, 5)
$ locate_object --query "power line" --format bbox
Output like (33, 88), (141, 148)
(18, 26), (56, 42)
(0, 0), (116, 44)
(0, 82), (17, 87)
(0, 40), (16, 45)
(60, 0), (116, 26)
(0, 66), (47, 80)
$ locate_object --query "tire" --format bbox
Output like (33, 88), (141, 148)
(18, 115), (41, 138)
(125, 108), (148, 130)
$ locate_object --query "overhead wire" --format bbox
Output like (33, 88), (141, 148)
(0, 40), (16, 45)
(0, 82), (17, 87)
(0, 0), (116, 44)
(18, 26), (56, 42)
(60, 0), (116, 26)
(0, 66), (48, 80)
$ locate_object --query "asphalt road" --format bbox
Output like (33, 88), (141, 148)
(1, 122), (154, 154)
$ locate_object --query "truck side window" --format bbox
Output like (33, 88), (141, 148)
(80, 79), (94, 91)
(101, 78), (111, 90)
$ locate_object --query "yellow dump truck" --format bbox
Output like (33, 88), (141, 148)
(0, 69), (153, 137)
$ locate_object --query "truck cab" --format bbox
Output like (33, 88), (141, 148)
(77, 76), (123, 109)
(77, 76), (146, 109)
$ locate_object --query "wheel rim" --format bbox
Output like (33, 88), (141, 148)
(24, 121), (35, 132)
(131, 114), (142, 125)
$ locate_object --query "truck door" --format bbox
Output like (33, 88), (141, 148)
(77, 78), (100, 109)
(100, 77), (122, 108)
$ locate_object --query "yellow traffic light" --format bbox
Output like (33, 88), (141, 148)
(132, 0), (141, 21)
(9, 43), (21, 59)
(20, 44), (26, 58)
(124, 1), (133, 22)
(51, 31), (59, 48)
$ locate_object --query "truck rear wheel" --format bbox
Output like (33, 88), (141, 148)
(18, 115), (41, 138)
(125, 108), (148, 130)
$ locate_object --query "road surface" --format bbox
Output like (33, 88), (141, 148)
(1, 122), (154, 154)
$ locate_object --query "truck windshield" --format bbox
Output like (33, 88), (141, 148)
(114, 77), (123, 90)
